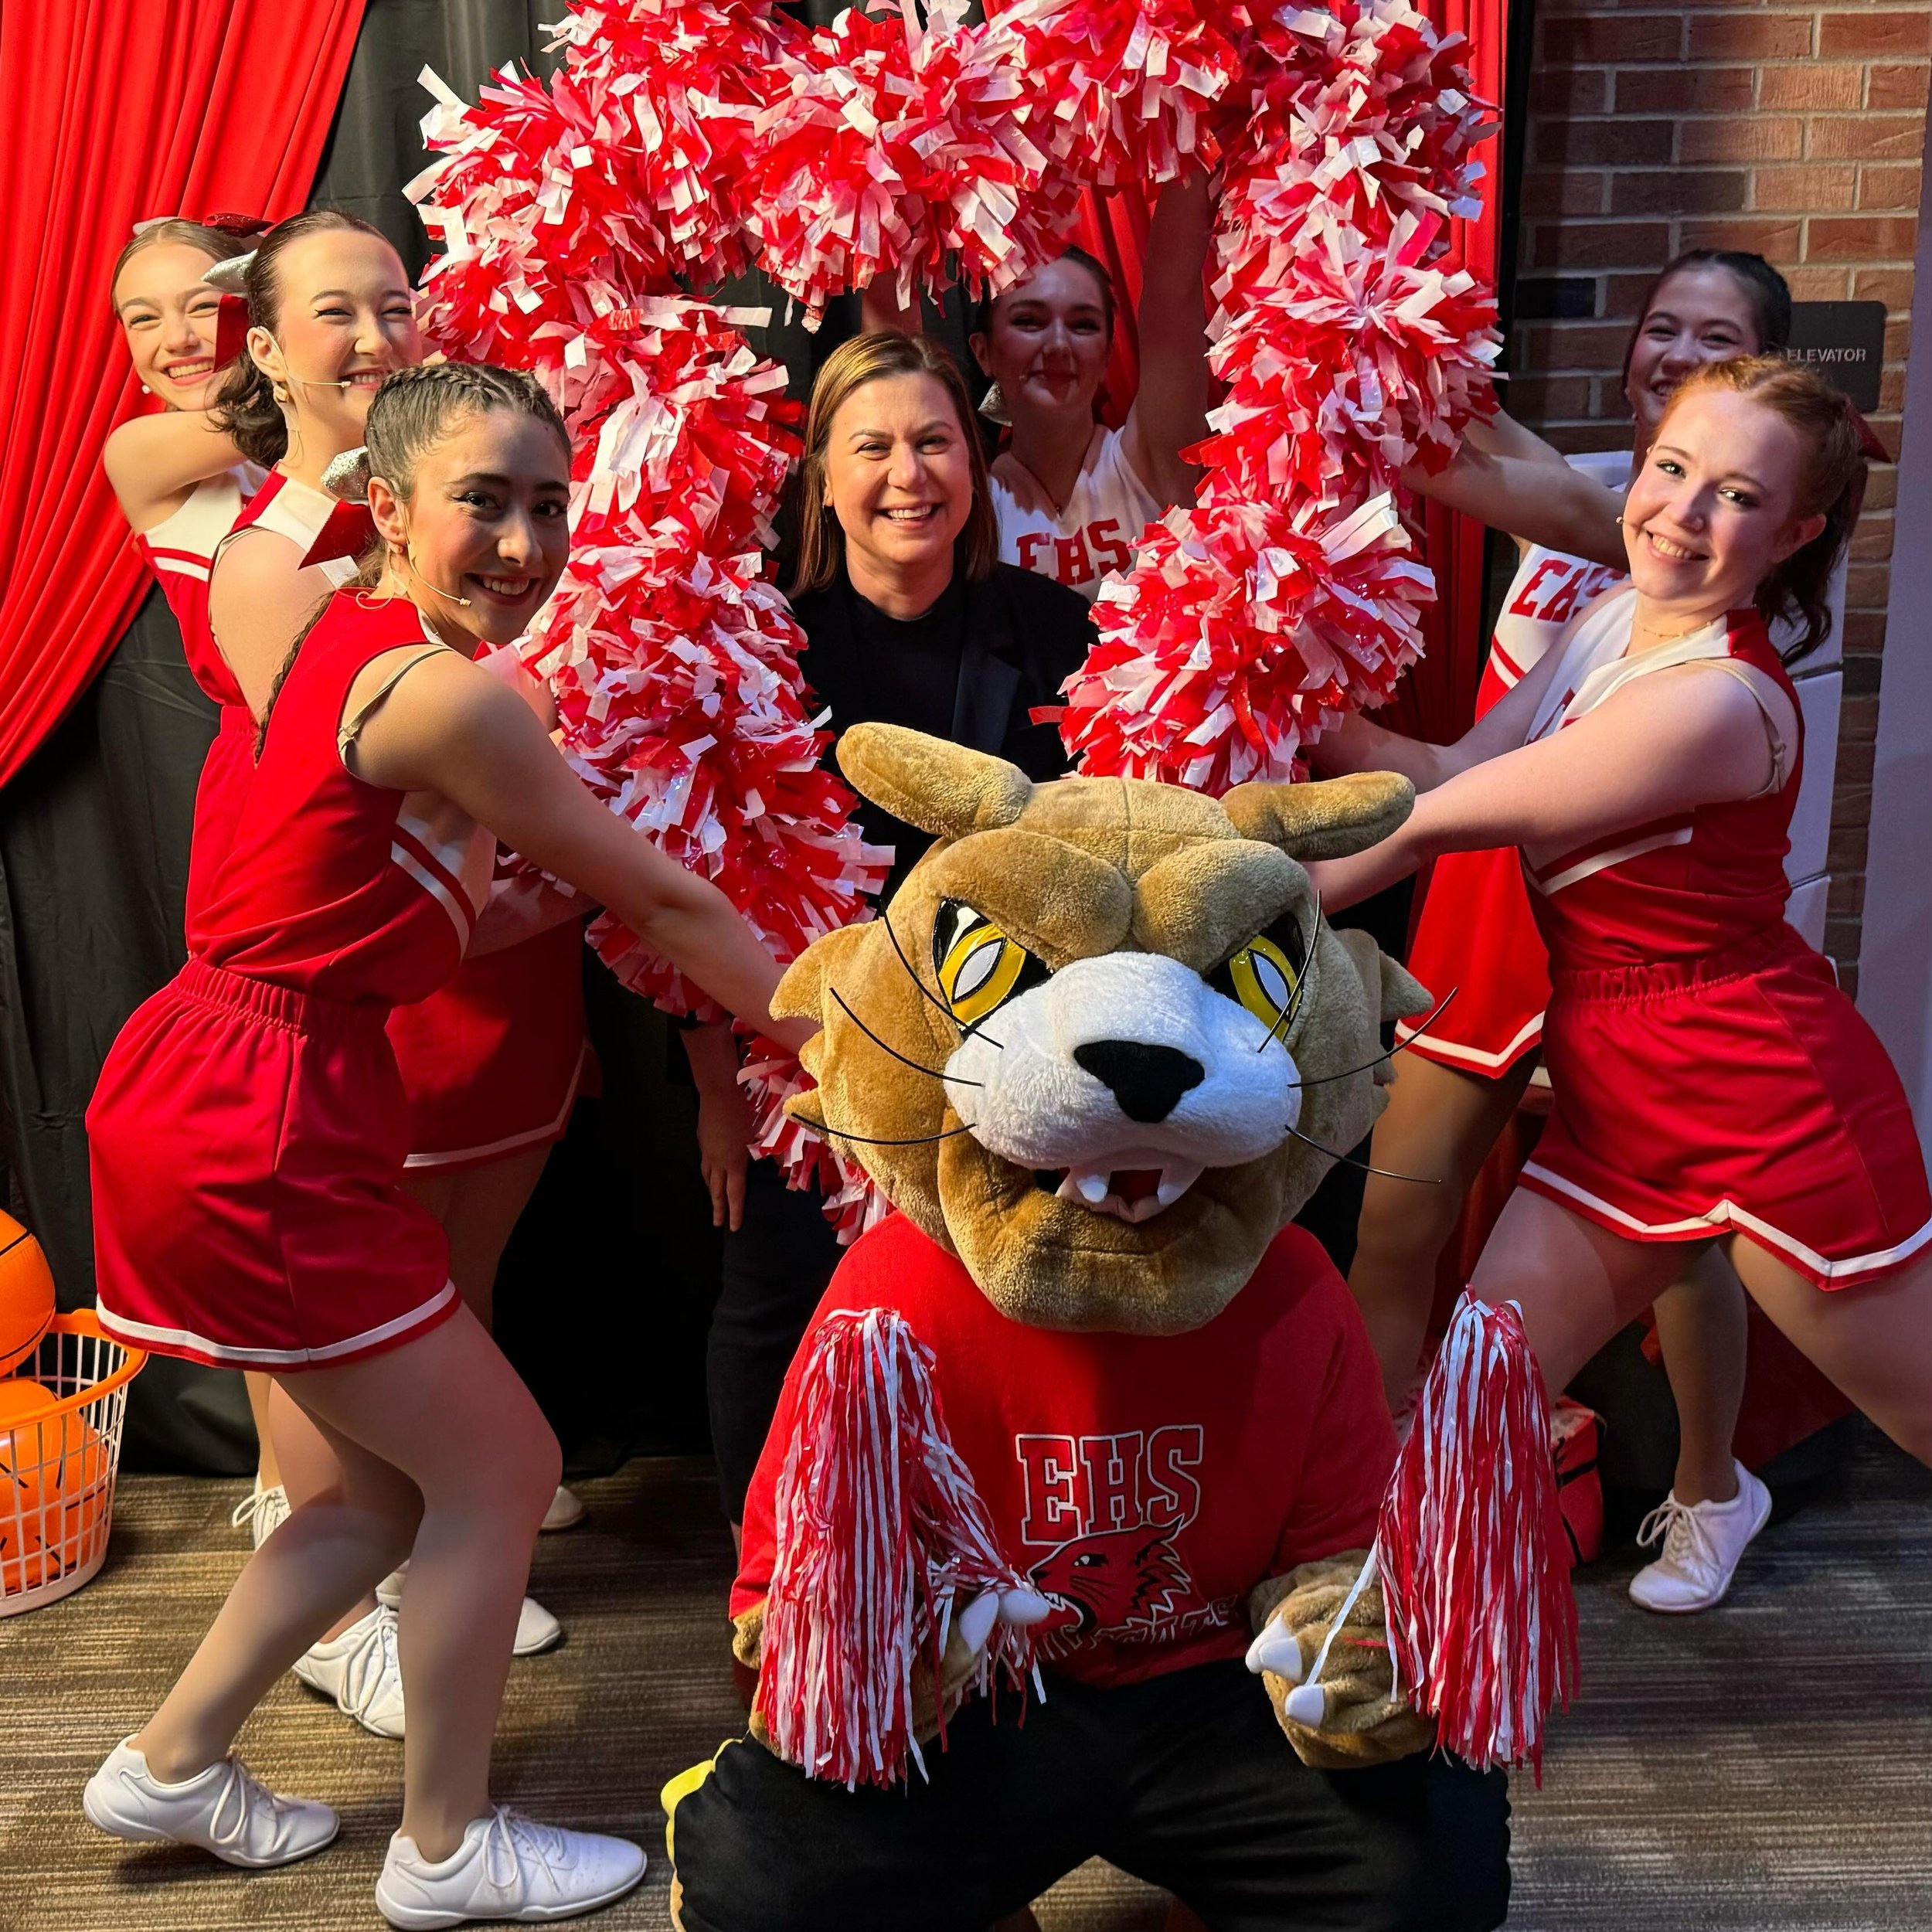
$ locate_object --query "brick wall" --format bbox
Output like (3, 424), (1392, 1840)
(1505, 0), (1932, 991)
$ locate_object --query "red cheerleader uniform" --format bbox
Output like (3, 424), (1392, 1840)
(211, 476), (588, 1173)
(88, 592), (481, 1368)
(185, 470), (362, 926)
(1514, 588), (1932, 1289)
(1400, 515), (1627, 1077)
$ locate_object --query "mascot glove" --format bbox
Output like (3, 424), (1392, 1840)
(1246, 1554), (1436, 1770)
(913, 1587), (1052, 1744)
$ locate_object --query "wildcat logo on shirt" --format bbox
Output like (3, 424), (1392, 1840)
(1013, 1427), (1236, 1648)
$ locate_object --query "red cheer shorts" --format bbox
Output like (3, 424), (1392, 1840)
(1400, 845), (1550, 1080)
(89, 960), (458, 1369)
(1521, 927), (1932, 1288)
(388, 921), (587, 1172)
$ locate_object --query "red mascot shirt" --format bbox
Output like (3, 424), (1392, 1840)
(734, 1213), (1396, 1688)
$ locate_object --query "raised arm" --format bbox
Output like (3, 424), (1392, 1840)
(1403, 441), (1629, 570)
(1306, 666), (1787, 912)
(103, 410), (247, 534)
(349, 650), (814, 1049)
(1120, 170), (1214, 509)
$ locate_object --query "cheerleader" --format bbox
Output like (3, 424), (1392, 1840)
(967, 172), (1213, 598)
(83, 363), (807, 1923)
(1308, 359), (1932, 1515)
(1352, 252), (1801, 1612)
(202, 211), (579, 1726)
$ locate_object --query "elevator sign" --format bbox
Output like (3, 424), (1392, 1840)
(1785, 302), (1886, 412)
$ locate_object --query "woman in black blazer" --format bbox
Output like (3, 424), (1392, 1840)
(686, 332), (1096, 1534)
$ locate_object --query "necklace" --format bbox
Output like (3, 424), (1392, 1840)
(1629, 611), (1714, 648)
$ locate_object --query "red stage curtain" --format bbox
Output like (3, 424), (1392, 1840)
(0, 0), (366, 793)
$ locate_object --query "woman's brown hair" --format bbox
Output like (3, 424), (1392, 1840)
(109, 219), (253, 311)
(209, 209), (396, 469)
(791, 332), (999, 598)
(1656, 354), (1866, 665)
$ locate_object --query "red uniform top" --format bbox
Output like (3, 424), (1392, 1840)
(192, 590), (490, 1004)
(182, 469), (363, 927)
(734, 1213), (1395, 1688)
(1520, 592), (1798, 967)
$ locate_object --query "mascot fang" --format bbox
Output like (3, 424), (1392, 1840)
(665, 727), (1560, 1932)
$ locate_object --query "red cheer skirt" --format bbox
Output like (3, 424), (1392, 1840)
(1521, 926), (1932, 1289)
(387, 920), (587, 1172)
(90, 961), (458, 1370)
(1398, 844), (1551, 1079)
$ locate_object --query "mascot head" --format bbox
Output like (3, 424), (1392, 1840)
(776, 726), (1429, 1334)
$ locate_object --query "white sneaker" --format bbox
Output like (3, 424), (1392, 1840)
(1629, 1461), (1772, 1613)
(231, 1482), (291, 1548)
(541, 1485), (584, 1532)
(83, 1739), (338, 1868)
(377, 1563), (563, 1658)
(375, 1805), (645, 1927)
(293, 1604), (407, 1736)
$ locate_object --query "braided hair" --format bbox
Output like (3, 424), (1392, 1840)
(360, 362), (570, 512)
(209, 209), (394, 468)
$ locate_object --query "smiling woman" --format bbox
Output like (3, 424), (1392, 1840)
(684, 329), (1100, 1535)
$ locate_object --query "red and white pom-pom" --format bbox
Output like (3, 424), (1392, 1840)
(527, 524), (890, 1013)
(1193, 208), (1498, 509)
(746, 0), (1083, 327)
(1376, 1291), (1578, 1779)
(1062, 494), (1432, 791)
(985, 0), (1242, 188)
(758, 1308), (1039, 1787)
(738, 1044), (889, 1244)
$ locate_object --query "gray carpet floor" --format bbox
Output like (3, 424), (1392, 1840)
(2, 1430), (1926, 1932)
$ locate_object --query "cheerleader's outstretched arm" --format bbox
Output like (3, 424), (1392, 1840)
(343, 647), (814, 1051)
(1403, 439), (1629, 570)
(104, 410), (248, 533)
(1308, 664), (1785, 912)
(1122, 169), (1216, 509)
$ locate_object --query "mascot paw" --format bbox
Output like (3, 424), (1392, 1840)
(1248, 1554), (1435, 1770)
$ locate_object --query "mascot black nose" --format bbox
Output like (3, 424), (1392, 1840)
(1073, 1040), (1206, 1124)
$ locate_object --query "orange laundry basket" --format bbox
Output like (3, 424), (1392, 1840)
(0, 1311), (146, 1616)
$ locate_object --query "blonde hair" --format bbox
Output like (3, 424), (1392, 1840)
(791, 332), (998, 597)
(1658, 355), (1866, 664)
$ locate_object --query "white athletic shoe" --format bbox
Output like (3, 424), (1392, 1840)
(376, 1563), (563, 1658)
(83, 1739), (338, 1868)
(293, 1604), (407, 1737)
(231, 1482), (291, 1548)
(375, 1806), (645, 1928)
(541, 1485), (585, 1532)
(1629, 1461), (1772, 1614)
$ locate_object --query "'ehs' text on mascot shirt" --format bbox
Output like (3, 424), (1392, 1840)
(733, 1213), (1396, 1687)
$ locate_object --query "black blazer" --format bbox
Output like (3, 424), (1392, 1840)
(792, 563), (1097, 892)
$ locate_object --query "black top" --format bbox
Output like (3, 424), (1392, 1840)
(793, 562), (1097, 896)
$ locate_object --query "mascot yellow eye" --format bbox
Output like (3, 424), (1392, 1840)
(933, 901), (1049, 1027)
(1207, 910), (1311, 1041)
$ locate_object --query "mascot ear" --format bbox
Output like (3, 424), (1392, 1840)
(838, 723), (1032, 841)
(1223, 772), (1413, 862)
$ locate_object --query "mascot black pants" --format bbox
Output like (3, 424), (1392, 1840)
(669, 1660), (1510, 1932)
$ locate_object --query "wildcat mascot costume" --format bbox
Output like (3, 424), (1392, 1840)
(665, 726), (1538, 1932)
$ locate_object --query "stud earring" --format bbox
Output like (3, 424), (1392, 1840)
(139, 384), (151, 396)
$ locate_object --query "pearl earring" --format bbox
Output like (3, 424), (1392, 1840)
(139, 384), (151, 396)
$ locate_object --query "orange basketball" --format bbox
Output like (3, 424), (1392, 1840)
(1, 1406), (109, 1595)
(0, 1213), (56, 1378)
(0, 1379), (56, 1430)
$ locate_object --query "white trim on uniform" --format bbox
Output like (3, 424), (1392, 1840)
(1529, 825), (1692, 896)
(403, 1041), (587, 1168)
(1520, 1161), (1932, 1284)
(147, 553), (213, 583)
(1395, 1010), (1545, 1072)
(390, 841), (473, 943)
(96, 1281), (458, 1368)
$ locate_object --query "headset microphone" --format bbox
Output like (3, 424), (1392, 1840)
(403, 549), (472, 609)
